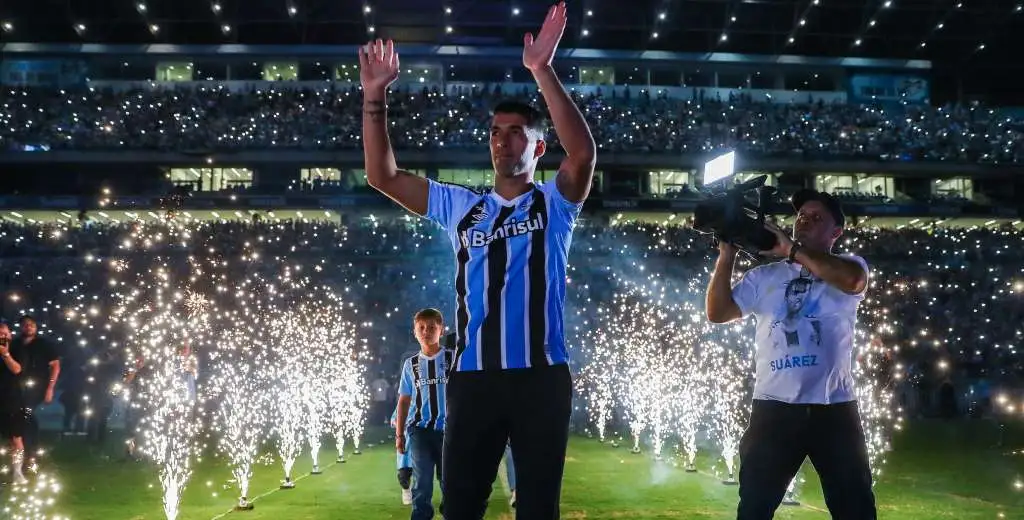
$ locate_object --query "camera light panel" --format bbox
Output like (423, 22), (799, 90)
(703, 151), (736, 186)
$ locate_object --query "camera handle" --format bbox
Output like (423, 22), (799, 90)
(755, 186), (778, 223)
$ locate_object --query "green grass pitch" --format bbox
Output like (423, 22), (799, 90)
(19, 420), (1024, 519)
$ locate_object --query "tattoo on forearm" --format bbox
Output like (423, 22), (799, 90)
(363, 100), (386, 122)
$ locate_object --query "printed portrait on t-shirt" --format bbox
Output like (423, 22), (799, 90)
(769, 270), (823, 350)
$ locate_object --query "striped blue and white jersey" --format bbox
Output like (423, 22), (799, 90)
(398, 349), (453, 431)
(424, 175), (583, 372)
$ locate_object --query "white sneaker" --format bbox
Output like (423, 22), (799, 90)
(401, 489), (412, 505)
(13, 473), (28, 486)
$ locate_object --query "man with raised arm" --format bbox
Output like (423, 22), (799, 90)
(358, 3), (596, 518)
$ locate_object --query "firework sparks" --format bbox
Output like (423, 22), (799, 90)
(292, 296), (360, 475)
(328, 334), (369, 464)
(705, 342), (747, 483)
(112, 255), (209, 520)
(207, 308), (272, 510)
(0, 469), (69, 520)
(274, 369), (305, 489)
(577, 333), (615, 443)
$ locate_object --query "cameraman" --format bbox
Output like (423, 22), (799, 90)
(705, 189), (876, 520)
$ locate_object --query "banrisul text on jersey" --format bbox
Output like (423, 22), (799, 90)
(459, 214), (546, 248)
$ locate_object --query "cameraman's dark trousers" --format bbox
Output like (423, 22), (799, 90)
(737, 399), (877, 520)
(442, 363), (572, 520)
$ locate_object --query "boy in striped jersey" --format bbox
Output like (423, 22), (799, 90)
(359, 3), (596, 518)
(396, 309), (452, 520)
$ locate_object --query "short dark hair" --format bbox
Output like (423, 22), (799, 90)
(18, 315), (35, 325)
(492, 100), (547, 136)
(792, 189), (845, 228)
(414, 308), (444, 326)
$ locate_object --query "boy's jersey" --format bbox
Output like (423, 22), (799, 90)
(398, 349), (453, 431)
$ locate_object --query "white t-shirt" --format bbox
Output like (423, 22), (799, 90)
(731, 255), (869, 405)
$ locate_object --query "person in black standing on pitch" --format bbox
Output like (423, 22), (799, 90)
(12, 315), (61, 463)
(0, 321), (30, 484)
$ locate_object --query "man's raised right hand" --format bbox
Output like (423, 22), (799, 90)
(358, 39), (400, 95)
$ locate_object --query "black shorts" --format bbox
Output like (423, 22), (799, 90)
(0, 406), (27, 439)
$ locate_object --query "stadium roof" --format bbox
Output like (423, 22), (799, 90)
(1, 0), (1021, 68)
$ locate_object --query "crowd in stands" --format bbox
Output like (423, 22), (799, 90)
(3, 84), (1023, 164)
(1, 79), (1021, 437)
(0, 217), (1020, 439)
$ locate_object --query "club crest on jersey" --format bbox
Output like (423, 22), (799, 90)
(470, 205), (489, 225)
(459, 213), (546, 248)
(517, 197), (533, 213)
